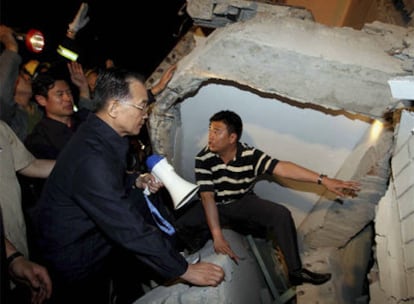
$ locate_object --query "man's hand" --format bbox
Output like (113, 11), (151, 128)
(136, 173), (163, 194)
(0, 25), (18, 52)
(180, 262), (225, 287)
(150, 64), (177, 96)
(67, 61), (90, 99)
(321, 177), (361, 198)
(213, 234), (240, 264)
(9, 256), (52, 304)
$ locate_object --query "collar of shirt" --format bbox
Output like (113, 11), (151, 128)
(210, 142), (244, 163)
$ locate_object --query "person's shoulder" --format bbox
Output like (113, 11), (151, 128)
(26, 118), (50, 136)
(0, 120), (9, 128)
(24, 117), (60, 146)
(196, 145), (211, 157)
(239, 142), (269, 158)
(0, 120), (15, 136)
(240, 142), (256, 150)
(37, 117), (67, 131)
(0, 49), (22, 65)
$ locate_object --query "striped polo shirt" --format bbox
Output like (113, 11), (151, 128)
(195, 142), (279, 203)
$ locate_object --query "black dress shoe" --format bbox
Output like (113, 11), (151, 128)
(289, 268), (332, 286)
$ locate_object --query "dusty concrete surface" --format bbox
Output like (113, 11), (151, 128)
(133, 230), (273, 304)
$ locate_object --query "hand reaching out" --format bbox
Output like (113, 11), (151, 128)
(150, 64), (177, 96)
(321, 176), (361, 198)
(0, 25), (18, 52)
(68, 3), (90, 33)
(67, 61), (90, 99)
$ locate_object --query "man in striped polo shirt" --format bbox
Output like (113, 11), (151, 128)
(179, 110), (361, 286)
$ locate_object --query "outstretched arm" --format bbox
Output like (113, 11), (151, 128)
(66, 2), (89, 39)
(18, 159), (55, 178)
(273, 160), (361, 197)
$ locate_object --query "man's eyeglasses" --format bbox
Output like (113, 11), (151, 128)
(122, 102), (149, 113)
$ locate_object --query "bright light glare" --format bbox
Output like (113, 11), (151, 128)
(370, 120), (383, 143)
(26, 29), (45, 53)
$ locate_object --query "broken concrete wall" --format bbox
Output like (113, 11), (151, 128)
(369, 110), (414, 303)
(295, 122), (394, 303)
(149, 16), (412, 162)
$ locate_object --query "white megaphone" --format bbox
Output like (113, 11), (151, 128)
(146, 154), (199, 210)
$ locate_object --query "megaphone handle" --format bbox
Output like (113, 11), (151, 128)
(143, 195), (176, 236)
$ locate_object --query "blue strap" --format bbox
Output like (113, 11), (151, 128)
(144, 194), (176, 236)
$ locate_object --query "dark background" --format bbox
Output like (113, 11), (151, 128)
(0, 0), (192, 77)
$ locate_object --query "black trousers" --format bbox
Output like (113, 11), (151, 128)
(175, 193), (302, 272)
(46, 268), (111, 304)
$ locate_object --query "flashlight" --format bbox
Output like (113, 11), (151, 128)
(14, 29), (45, 53)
